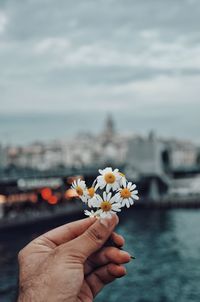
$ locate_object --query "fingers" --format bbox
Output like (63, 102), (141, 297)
(111, 232), (125, 247)
(38, 220), (123, 249)
(35, 217), (96, 247)
(86, 263), (126, 298)
(85, 246), (130, 275)
(66, 214), (119, 261)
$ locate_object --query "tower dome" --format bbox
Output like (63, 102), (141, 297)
(103, 114), (115, 138)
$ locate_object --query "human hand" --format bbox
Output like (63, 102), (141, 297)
(18, 215), (131, 302)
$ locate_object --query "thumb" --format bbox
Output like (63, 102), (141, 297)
(68, 214), (119, 261)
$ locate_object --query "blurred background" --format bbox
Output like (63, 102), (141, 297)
(0, 0), (200, 301)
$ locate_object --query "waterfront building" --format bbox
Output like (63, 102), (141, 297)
(168, 140), (197, 169)
(126, 131), (167, 177)
(3, 116), (199, 176)
(8, 143), (64, 170)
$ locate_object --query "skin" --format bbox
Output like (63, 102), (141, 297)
(18, 214), (131, 302)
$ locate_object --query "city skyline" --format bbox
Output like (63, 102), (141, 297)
(0, 112), (200, 145)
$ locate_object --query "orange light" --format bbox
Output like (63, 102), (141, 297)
(47, 195), (58, 205)
(65, 189), (78, 200)
(41, 188), (52, 200)
(29, 194), (38, 203)
(0, 195), (6, 204)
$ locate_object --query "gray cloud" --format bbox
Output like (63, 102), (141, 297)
(0, 0), (200, 142)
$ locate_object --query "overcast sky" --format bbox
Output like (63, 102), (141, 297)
(0, 0), (200, 141)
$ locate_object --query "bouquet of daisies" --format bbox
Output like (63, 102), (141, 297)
(71, 167), (139, 218)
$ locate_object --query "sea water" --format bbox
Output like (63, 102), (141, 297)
(0, 209), (200, 302)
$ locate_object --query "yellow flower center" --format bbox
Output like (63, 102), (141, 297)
(100, 201), (112, 212)
(88, 187), (95, 198)
(104, 173), (116, 184)
(76, 186), (83, 196)
(119, 172), (125, 177)
(120, 188), (131, 199)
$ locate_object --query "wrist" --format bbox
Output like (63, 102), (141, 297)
(18, 283), (77, 302)
(18, 280), (47, 302)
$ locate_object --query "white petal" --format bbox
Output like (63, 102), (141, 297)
(107, 192), (112, 201)
(84, 210), (91, 216)
(105, 212), (112, 218)
(94, 183), (99, 191)
(120, 201), (125, 208)
(89, 197), (101, 207)
(122, 178), (127, 187)
(129, 198), (134, 205)
(100, 211), (107, 218)
(127, 182), (132, 189)
(92, 179), (97, 187)
(80, 195), (88, 203)
(88, 198), (94, 207)
(115, 196), (122, 203)
(116, 175), (121, 182)
(112, 203), (121, 211)
(130, 184), (136, 191)
(112, 182), (120, 191)
(97, 176), (104, 184)
(106, 184), (111, 193)
(121, 199), (126, 207)
(99, 183), (106, 190)
(72, 181), (76, 188)
(97, 194), (103, 202)
(110, 195), (116, 204)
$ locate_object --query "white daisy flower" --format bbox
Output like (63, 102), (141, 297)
(89, 192), (121, 218)
(118, 171), (127, 187)
(96, 167), (121, 193)
(84, 209), (100, 218)
(116, 182), (139, 208)
(71, 179), (87, 201)
(79, 186), (98, 205)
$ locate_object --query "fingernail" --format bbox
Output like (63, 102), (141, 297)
(99, 216), (112, 228)
(119, 250), (131, 260)
(100, 213), (118, 228)
(118, 265), (127, 277)
(110, 213), (119, 225)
